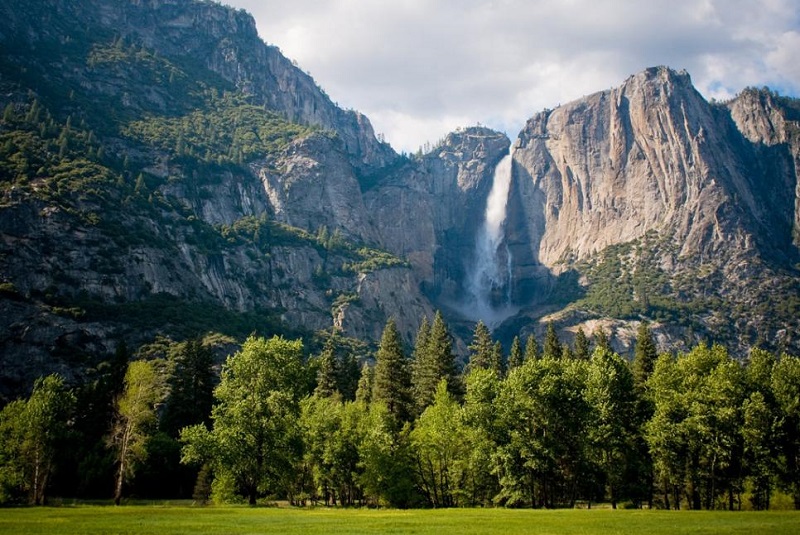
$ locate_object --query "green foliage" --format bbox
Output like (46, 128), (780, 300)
(160, 338), (215, 438)
(181, 336), (306, 505)
(411, 312), (461, 415)
(645, 344), (746, 510)
(543, 322), (561, 360)
(371, 319), (412, 425)
(508, 336), (523, 370)
(467, 321), (494, 373)
(341, 247), (409, 274)
(74, 292), (290, 340)
(123, 91), (315, 166)
(633, 321), (658, 389)
(411, 380), (470, 507)
(494, 356), (590, 507)
(573, 328), (590, 361)
(0, 375), (75, 505)
(585, 348), (638, 507)
(572, 235), (711, 324)
(111, 360), (168, 505)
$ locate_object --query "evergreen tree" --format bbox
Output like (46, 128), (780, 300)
(593, 327), (611, 353)
(524, 334), (540, 362)
(411, 317), (430, 364)
(412, 312), (461, 412)
(508, 336), (523, 370)
(410, 317), (431, 415)
(372, 319), (412, 424)
(633, 321), (658, 389)
(356, 363), (375, 404)
(315, 336), (339, 398)
(491, 341), (505, 378)
(161, 338), (214, 437)
(467, 321), (494, 372)
(134, 174), (147, 195)
(337, 352), (360, 402)
(574, 327), (590, 360)
(543, 322), (561, 359)
(561, 343), (574, 360)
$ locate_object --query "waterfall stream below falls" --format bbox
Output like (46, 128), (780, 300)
(463, 150), (519, 327)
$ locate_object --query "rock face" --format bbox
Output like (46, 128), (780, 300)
(364, 128), (510, 301)
(0, 2), (799, 399)
(508, 67), (799, 353)
(514, 67), (791, 267)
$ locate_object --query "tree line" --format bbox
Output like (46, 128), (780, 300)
(1, 313), (800, 511)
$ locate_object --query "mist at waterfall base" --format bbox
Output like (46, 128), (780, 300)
(460, 151), (519, 328)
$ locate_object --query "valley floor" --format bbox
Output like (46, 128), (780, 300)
(1, 505), (799, 535)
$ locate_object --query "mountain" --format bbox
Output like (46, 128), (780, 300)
(506, 67), (800, 354)
(0, 0), (798, 399)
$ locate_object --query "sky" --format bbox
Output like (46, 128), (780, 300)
(224, 0), (800, 154)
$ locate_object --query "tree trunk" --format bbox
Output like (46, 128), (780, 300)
(114, 459), (124, 506)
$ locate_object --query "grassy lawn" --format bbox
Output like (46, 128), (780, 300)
(0, 506), (799, 535)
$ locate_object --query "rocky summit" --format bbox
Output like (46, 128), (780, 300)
(0, 0), (798, 398)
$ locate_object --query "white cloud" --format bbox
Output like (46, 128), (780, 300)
(225, 0), (800, 153)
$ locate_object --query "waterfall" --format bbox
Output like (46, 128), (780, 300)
(464, 149), (518, 326)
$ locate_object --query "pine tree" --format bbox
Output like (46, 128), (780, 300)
(508, 336), (523, 370)
(491, 341), (505, 377)
(561, 342), (574, 360)
(315, 336), (339, 398)
(411, 316), (431, 368)
(355, 363), (374, 404)
(467, 321), (494, 372)
(161, 338), (214, 438)
(134, 174), (147, 195)
(431, 312), (461, 392)
(524, 334), (540, 362)
(574, 327), (590, 360)
(633, 321), (658, 389)
(3, 103), (14, 123)
(594, 326), (611, 354)
(337, 352), (360, 401)
(372, 319), (412, 423)
(543, 322), (561, 359)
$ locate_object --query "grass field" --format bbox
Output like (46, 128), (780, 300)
(1, 506), (800, 535)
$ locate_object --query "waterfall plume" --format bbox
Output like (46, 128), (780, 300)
(463, 149), (518, 326)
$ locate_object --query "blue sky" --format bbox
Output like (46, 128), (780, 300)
(225, 0), (800, 153)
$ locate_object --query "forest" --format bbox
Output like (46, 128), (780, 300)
(1, 313), (799, 511)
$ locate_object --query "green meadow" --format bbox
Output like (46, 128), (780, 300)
(1, 506), (799, 535)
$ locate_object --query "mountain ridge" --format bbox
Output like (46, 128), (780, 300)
(0, 0), (798, 399)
